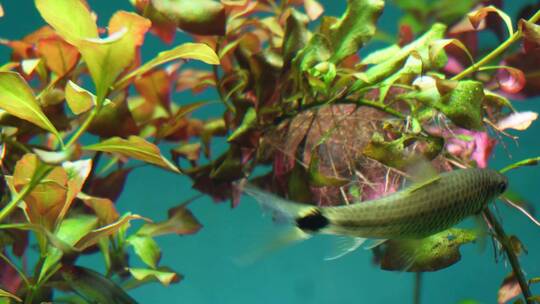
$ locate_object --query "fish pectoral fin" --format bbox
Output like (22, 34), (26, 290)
(324, 237), (367, 261)
(364, 239), (388, 250)
(234, 227), (310, 266)
(406, 175), (442, 193)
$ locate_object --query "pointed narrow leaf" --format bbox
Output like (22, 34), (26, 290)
(83, 136), (180, 173)
(0, 288), (22, 302)
(0, 72), (60, 138)
(138, 204), (201, 237)
(128, 268), (181, 286)
(34, 0), (98, 45)
(117, 43), (219, 87)
(65, 81), (95, 114)
(75, 214), (142, 250)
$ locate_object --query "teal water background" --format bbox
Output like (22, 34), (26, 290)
(1, 1), (540, 303)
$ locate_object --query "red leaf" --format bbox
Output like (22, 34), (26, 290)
(496, 66), (526, 94)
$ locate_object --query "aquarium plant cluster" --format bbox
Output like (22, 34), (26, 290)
(0, 0), (539, 303)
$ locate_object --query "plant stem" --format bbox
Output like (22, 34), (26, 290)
(0, 252), (30, 287)
(482, 208), (533, 304)
(452, 9), (540, 81)
(413, 272), (422, 304)
(65, 105), (101, 148)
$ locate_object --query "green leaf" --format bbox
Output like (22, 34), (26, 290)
(227, 107), (257, 142)
(308, 150), (348, 187)
(34, 0), (98, 45)
(0, 72), (60, 139)
(65, 81), (95, 115)
(117, 43), (220, 87)
(152, 0), (226, 36)
(137, 204), (201, 237)
(0, 288), (21, 302)
(127, 235), (161, 269)
(74, 213), (143, 250)
(78, 12), (151, 101)
(376, 228), (476, 272)
(83, 136), (180, 173)
(61, 265), (137, 304)
(499, 156), (540, 173)
(128, 267), (181, 286)
(438, 80), (485, 130)
(328, 0), (384, 63)
(362, 133), (415, 169)
(39, 214), (99, 283)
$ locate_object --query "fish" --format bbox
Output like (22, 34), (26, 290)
(243, 168), (508, 259)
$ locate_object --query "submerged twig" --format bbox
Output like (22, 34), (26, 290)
(482, 208), (533, 304)
(413, 272), (422, 304)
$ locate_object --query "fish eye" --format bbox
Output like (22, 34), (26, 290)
(497, 181), (507, 194)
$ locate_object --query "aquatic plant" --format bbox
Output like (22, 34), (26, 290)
(0, 0), (539, 303)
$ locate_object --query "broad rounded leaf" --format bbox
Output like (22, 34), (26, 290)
(34, 0), (98, 45)
(152, 0), (226, 36)
(83, 136), (180, 173)
(65, 81), (95, 115)
(0, 72), (60, 138)
(496, 67), (526, 94)
(37, 37), (80, 77)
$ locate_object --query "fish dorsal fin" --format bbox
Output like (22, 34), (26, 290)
(404, 157), (441, 193)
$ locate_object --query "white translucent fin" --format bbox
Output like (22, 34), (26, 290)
(243, 183), (313, 224)
(234, 227), (310, 266)
(474, 214), (489, 253)
(325, 237), (367, 261)
(364, 239), (388, 250)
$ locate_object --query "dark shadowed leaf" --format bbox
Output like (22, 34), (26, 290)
(227, 107), (257, 142)
(83, 136), (180, 173)
(375, 228), (476, 272)
(130, 0), (177, 43)
(0, 72), (60, 138)
(61, 265), (137, 304)
(128, 267), (181, 286)
(88, 168), (132, 202)
(137, 204), (201, 237)
(152, 0), (226, 36)
(127, 235), (161, 268)
(308, 150), (348, 187)
(87, 93), (139, 137)
(0, 288), (22, 302)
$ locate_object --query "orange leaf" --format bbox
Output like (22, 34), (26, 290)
(37, 37), (80, 77)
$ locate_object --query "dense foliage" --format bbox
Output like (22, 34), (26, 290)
(0, 0), (539, 303)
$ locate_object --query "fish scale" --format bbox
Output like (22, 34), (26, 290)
(319, 168), (507, 239)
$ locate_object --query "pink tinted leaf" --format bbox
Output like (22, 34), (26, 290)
(498, 273), (521, 304)
(496, 67), (526, 94)
(471, 132), (496, 168)
(304, 0), (324, 20)
(496, 111), (538, 131)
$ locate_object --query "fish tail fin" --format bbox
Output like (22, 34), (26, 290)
(243, 183), (328, 231)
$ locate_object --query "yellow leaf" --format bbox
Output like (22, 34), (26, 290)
(65, 80), (95, 115)
(34, 0), (98, 45)
(0, 72), (60, 138)
(116, 42), (220, 87)
(83, 136), (180, 173)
